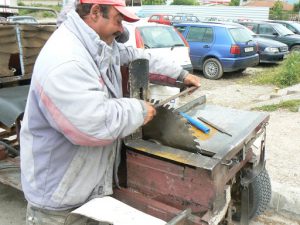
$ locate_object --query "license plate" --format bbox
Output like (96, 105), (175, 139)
(244, 47), (254, 52)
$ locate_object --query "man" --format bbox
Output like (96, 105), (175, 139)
(20, 0), (201, 224)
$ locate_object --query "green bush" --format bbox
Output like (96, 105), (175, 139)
(252, 52), (300, 88)
(275, 52), (300, 87)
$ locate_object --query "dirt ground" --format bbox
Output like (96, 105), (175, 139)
(0, 66), (299, 224)
(195, 68), (300, 189)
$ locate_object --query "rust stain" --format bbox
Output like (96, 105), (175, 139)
(190, 124), (217, 141)
(134, 147), (190, 164)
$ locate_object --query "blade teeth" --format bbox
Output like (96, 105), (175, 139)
(150, 99), (156, 103)
(161, 104), (177, 112)
(155, 100), (160, 105)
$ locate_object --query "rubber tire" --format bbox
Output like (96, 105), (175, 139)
(249, 168), (272, 218)
(290, 45), (300, 52)
(203, 58), (223, 80)
(232, 168), (272, 220)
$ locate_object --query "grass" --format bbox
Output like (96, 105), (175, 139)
(247, 52), (300, 88)
(17, 2), (61, 18)
(253, 99), (300, 112)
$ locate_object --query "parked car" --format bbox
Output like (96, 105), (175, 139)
(6, 15), (38, 24)
(246, 27), (289, 63)
(123, 21), (193, 72)
(171, 14), (200, 25)
(148, 14), (173, 25)
(216, 22), (289, 63)
(239, 21), (300, 52)
(174, 22), (259, 79)
(269, 20), (300, 35)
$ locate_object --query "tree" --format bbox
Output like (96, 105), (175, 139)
(293, 2), (300, 12)
(142, 0), (167, 5)
(229, 0), (240, 6)
(172, 0), (199, 5)
(271, 0), (284, 19)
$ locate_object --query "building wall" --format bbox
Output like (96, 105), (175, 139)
(137, 5), (270, 21)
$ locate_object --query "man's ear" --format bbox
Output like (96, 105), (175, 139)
(90, 4), (100, 22)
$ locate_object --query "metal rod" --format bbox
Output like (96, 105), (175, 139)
(197, 116), (232, 137)
(154, 86), (199, 108)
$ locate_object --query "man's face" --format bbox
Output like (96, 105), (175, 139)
(95, 6), (125, 45)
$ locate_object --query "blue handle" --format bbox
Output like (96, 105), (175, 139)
(180, 112), (210, 134)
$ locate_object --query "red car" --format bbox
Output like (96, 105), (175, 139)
(148, 14), (173, 25)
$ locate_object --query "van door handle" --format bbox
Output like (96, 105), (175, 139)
(203, 45), (210, 48)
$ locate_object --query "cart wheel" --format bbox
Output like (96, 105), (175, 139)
(249, 168), (272, 217)
(232, 168), (272, 220)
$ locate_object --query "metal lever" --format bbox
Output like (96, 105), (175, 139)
(154, 86), (199, 108)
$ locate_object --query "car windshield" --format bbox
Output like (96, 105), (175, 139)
(290, 22), (300, 30)
(229, 27), (253, 42)
(273, 23), (294, 35)
(139, 26), (185, 48)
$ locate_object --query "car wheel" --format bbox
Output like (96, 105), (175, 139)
(232, 168), (272, 220)
(203, 58), (223, 80)
(291, 45), (300, 52)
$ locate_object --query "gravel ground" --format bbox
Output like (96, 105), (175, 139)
(194, 68), (300, 190)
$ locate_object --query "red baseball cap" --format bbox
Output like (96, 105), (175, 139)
(79, 0), (140, 22)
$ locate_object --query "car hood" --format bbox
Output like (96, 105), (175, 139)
(254, 37), (287, 47)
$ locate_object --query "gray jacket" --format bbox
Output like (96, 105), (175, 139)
(20, 10), (187, 210)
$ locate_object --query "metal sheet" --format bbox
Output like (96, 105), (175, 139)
(184, 104), (269, 160)
(0, 85), (29, 128)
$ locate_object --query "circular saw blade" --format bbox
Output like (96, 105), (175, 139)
(143, 104), (201, 154)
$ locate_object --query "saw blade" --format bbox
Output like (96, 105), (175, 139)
(143, 103), (201, 154)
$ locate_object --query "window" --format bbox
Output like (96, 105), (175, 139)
(259, 24), (275, 35)
(150, 16), (159, 21)
(163, 15), (173, 21)
(243, 23), (258, 33)
(286, 24), (296, 33)
(229, 28), (253, 42)
(202, 28), (213, 42)
(173, 16), (182, 22)
(186, 27), (212, 43)
(175, 26), (187, 34)
(139, 26), (184, 48)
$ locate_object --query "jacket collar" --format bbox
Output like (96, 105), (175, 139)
(64, 11), (121, 98)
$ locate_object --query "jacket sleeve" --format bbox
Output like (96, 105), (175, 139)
(35, 60), (144, 147)
(117, 43), (188, 86)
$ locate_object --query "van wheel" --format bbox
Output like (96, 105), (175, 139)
(291, 45), (300, 52)
(203, 58), (223, 79)
(232, 168), (272, 220)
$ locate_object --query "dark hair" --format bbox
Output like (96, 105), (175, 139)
(76, 4), (110, 19)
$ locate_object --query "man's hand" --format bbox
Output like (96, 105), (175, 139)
(143, 102), (156, 125)
(183, 74), (201, 87)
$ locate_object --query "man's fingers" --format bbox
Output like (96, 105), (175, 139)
(143, 102), (156, 125)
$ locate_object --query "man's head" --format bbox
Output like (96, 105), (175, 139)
(76, 0), (139, 44)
